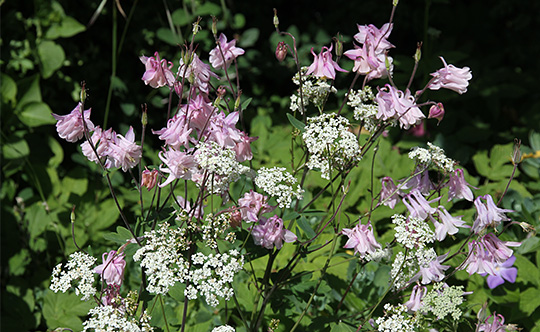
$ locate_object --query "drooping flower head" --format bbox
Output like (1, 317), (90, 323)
(472, 194), (513, 233)
(404, 284), (427, 312)
(306, 44), (347, 80)
(139, 51), (176, 88)
(158, 149), (197, 187)
(152, 114), (193, 150)
(141, 168), (159, 191)
(81, 126), (116, 168)
(107, 126), (142, 172)
(428, 56), (472, 94)
(251, 215), (297, 250)
(238, 190), (275, 222)
(447, 168), (475, 202)
(178, 53), (219, 95)
(341, 219), (381, 258)
(375, 84), (425, 129)
(430, 206), (469, 241)
(209, 33), (245, 70)
(353, 23), (394, 53)
(52, 103), (95, 142)
(379, 177), (401, 209)
(94, 250), (126, 286)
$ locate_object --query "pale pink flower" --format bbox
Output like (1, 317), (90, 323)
(379, 177), (401, 209)
(353, 23), (394, 53)
(415, 252), (450, 284)
(463, 240), (497, 276)
(306, 45), (347, 80)
(343, 44), (391, 81)
(428, 57), (472, 94)
(158, 149), (197, 187)
(238, 190), (274, 222)
(478, 312), (506, 332)
(209, 33), (245, 70)
(52, 103), (95, 142)
(251, 215), (297, 250)
(402, 189), (439, 220)
(375, 84), (425, 129)
(482, 233), (520, 264)
(140, 52), (175, 88)
(447, 168), (475, 202)
(401, 168), (434, 196)
(94, 250), (126, 286)
(404, 284), (427, 312)
(472, 194), (513, 233)
(341, 220), (381, 258)
(81, 126), (116, 168)
(181, 93), (216, 133)
(141, 168), (158, 191)
(107, 126), (142, 171)
(233, 131), (257, 162)
(178, 53), (219, 94)
(431, 206), (469, 241)
(152, 114), (193, 150)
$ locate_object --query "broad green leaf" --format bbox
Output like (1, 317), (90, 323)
(1, 291), (37, 331)
(16, 75), (42, 109)
(48, 137), (64, 168)
(37, 40), (65, 78)
(26, 203), (49, 240)
(297, 216), (316, 239)
(171, 8), (191, 26)
(287, 113), (305, 132)
(45, 16), (85, 39)
(239, 28), (259, 48)
(519, 287), (540, 316)
(472, 143), (516, 181)
(8, 249), (30, 276)
(17, 101), (55, 127)
(42, 290), (93, 331)
(1, 73), (17, 106)
(2, 138), (30, 159)
(515, 254), (540, 286)
(156, 27), (181, 46)
(87, 199), (121, 233)
(103, 226), (134, 244)
(193, 2), (221, 16)
(241, 97), (253, 110)
(330, 322), (355, 332)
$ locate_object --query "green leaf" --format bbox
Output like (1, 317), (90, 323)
(287, 113), (305, 132)
(330, 322), (355, 332)
(8, 249), (31, 276)
(16, 75), (42, 109)
(193, 2), (221, 16)
(45, 16), (86, 39)
(171, 8), (192, 26)
(519, 287), (540, 315)
(156, 27), (181, 46)
(515, 254), (540, 286)
(26, 203), (49, 240)
(37, 40), (65, 78)
(103, 226), (134, 244)
(472, 143), (516, 181)
(2, 138), (30, 159)
(1, 73), (17, 106)
(297, 216), (316, 239)
(48, 137), (64, 168)
(241, 97), (253, 110)
(42, 290), (93, 331)
(239, 28), (259, 48)
(17, 101), (55, 127)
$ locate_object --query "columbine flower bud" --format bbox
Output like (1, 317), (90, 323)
(275, 41), (288, 62)
(211, 16), (218, 37)
(192, 17), (201, 35)
(141, 108), (147, 126)
(512, 138), (522, 165)
(428, 102), (445, 125)
(273, 8), (279, 29)
(334, 34), (344, 57)
(235, 90), (242, 110)
(80, 82), (87, 103)
(414, 42), (422, 63)
(141, 168), (158, 191)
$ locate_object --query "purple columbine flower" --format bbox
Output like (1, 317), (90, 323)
(447, 168), (475, 202)
(238, 190), (275, 223)
(415, 252), (450, 285)
(341, 220), (381, 258)
(477, 312), (506, 332)
(94, 250), (126, 286)
(402, 189), (439, 220)
(379, 177), (401, 209)
(404, 284), (427, 312)
(430, 206), (469, 241)
(306, 44), (347, 80)
(472, 194), (513, 233)
(251, 215), (297, 250)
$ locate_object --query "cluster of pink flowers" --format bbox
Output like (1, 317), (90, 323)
(306, 45), (347, 80)
(209, 33), (245, 70)
(341, 219), (381, 258)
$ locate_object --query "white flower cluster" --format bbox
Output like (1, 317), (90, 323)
(392, 214), (435, 249)
(50, 251), (97, 301)
(133, 223), (190, 295)
(390, 248), (436, 290)
(255, 167), (304, 208)
(365, 247), (392, 263)
(195, 142), (252, 194)
(302, 113), (361, 179)
(375, 304), (419, 332)
(421, 283), (466, 320)
(347, 86), (380, 133)
(202, 213), (236, 249)
(186, 250), (244, 307)
(290, 67), (337, 114)
(212, 325), (235, 332)
(409, 142), (455, 173)
(83, 305), (153, 332)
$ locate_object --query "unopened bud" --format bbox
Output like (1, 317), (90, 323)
(141, 107), (148, 126)
(70, 205), (76, 224)
(230, 208), (242, 228)
(414, 42), (422, 63)
(141, 168), (158, 191)
(217, 85), (227, 99)
(384, 52), (392, 73)
(275, 41), (288, 62)
(273, 8), (279, 28)
(211, 16), (218, 37)
(428, 102), (445, 125)
(234, 90), (243, 110)
(80, 81), (87, 103)
(333, 33), (344, 57)
(512, 138), (522, 165)
(393, 0), (399, 6)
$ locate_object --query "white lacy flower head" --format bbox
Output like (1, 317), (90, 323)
(392, 214), (435, 249)
(212, 325), (235, 332)
(202, 213), (236, 249)
(375, 303), (420, 332)
(133, 223), (190, 295)
(83, 305), (153, 332)
(303, 113), (361, 179)
(409, 142), (455, 173)
(255, 167), (304, 208)
(50, 251), (97, 301)
(290, 67), (338, 114)
(347, 86), (381, 133)
(187, 250), (244, 307)
(421, 282), (466, 320)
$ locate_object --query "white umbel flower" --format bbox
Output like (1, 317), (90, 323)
(255, 167), (304, 208)
(50, 252), (97, 301)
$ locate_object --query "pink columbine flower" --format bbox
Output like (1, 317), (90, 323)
(152, 114), (193, 150)
(353, 23), (394, 53)
(472, 194), (513, 233)
(251, 215), (297, 250)
(379, 177), (401, 209)
(306, 45), (347, 80)
(482, 233), (520, 264)
(238, 190), (275, 222)
(402, 189), (439, 220)
(94, 250), (126, 286)
(141, 168), (158, 191)
(375, 84), (425, 129)
(480, 255), (518, 289)
(178, 53), (219, 95)
(343, 44), (391, 81)
(404, 284), (427, 312)
(158, 149), (197, 187)
(341, 220), (381, 258)
(477, 312), (506, 332)
(209, 33), (245, 70)
(430, 206), (469, 241)
(140, 52), (176, 88)
(428, 57), (472, 94)
(428, 102), (445, 125)
(52, 103), (95, 142)
(463, 234), (520, 276)
(415, 252), (450, 285)
(275, 41), (288, 62)
(447, 168), (475, 202)
(107, 126), (142, 172)
(234, 131), (257, 162)
(81, 126), (116, 168)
